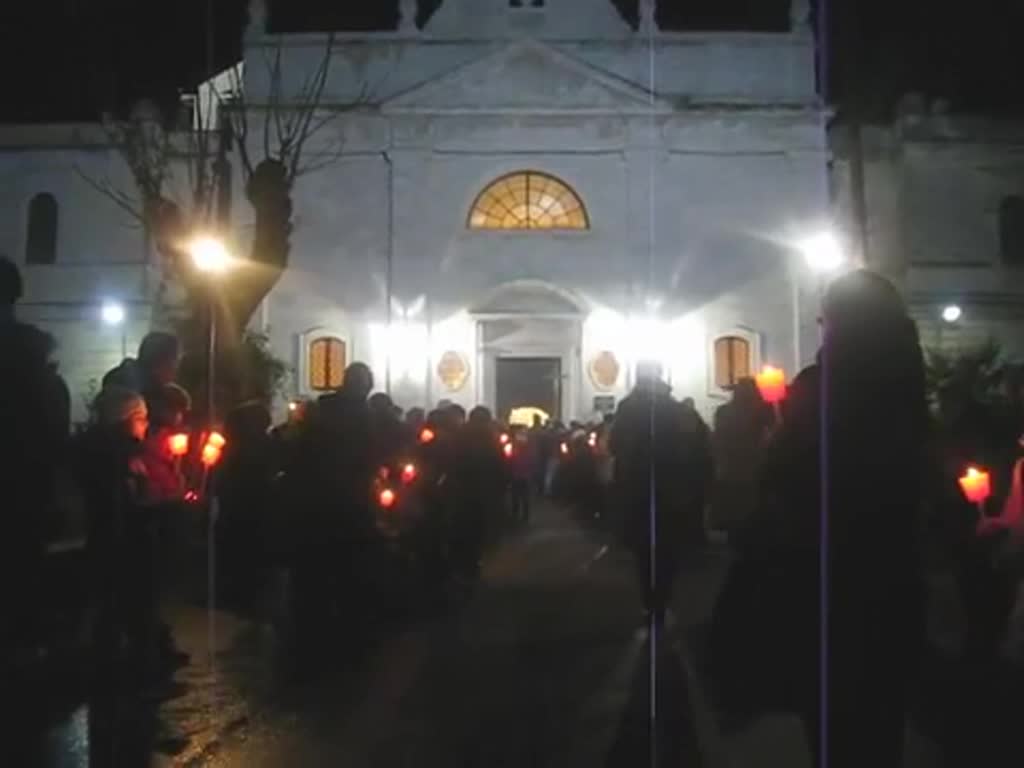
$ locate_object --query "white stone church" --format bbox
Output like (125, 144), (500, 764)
(4, 0), (1021, 423)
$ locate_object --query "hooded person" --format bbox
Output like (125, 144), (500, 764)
(610, 361), (710, 623)
(710, 269), (929, 768)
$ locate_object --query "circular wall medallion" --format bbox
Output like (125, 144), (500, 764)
(437, 351), (469, 392)
(589, 350), (621, 391)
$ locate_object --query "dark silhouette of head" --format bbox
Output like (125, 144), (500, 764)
(731, 377), (761, 407)
(469, 405), (492, 425)
(1, 257), (23, 320)
(681, 396), (696, 410)
(138, 332), (181, 386)
(342, 362), (374, 399)
(635, 360), (664, 390)
(823, 268), (906, 336)
(368, 391), (394, 414)
(447, 403), (467, 425)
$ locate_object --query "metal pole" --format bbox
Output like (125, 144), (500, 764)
(208, 294), (216, 423)
(792, 268), (802, 371)
(121, 327), (128, 361)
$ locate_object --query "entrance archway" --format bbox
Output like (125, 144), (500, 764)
(470, 281), (585, 423)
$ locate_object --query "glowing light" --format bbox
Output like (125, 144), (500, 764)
(101, 301), (125, 326)
(379, 488), (396, 509)
(184, 490), (199, 503)
(188, 235), (232, 274)
(942, 304), (962, 324)
(560, 442), (569, 456)
(755, 365), (787, 404)
(288, 401), (298, 412)
(588, 432), (597, 448)
(419, 427), (436, 444)
(798, 231), (844, 273)
(959, 466), (991, 505)
(207, 431), (226, 449)
(201, 443), (223, 467)
(168, 432), (190, 457)
(499, 433), (510, 445)
(401, 463), (417, 484)
(503, 442), (514, 459)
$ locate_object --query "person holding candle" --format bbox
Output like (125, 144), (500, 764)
(710, 269), (929, 768)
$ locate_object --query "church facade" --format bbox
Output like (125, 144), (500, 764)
(243, 0), (830, 421)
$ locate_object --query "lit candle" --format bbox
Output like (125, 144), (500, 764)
(168, 432), (190, 458)
(755, 365), (787, 405)
(958, 466), (991, 507)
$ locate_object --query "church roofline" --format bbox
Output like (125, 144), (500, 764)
(244, 29), (813, 50)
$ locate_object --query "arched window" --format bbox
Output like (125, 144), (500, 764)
(999, 195), (1024, 267)
(468, 171), (589, 230)
(713, 335), (752, 389)
(308, 336), (346, 391)
(26, 193), (58, 264)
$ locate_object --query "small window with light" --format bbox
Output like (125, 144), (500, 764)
(713, 335), (752, 390)
(309, 336), (346, 391)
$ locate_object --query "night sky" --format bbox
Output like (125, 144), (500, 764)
(1, 0), (1021, 122)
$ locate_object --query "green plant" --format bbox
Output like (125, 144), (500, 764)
(925, 339), (1007, 416)
(176, 321), (289, 421)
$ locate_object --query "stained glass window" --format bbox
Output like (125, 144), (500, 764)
(309, 336), (346, 391)
(714, 336), (751, 389)
(468, 172), (589, 230)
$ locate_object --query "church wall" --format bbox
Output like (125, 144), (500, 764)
(0, 141), (153, 421)
(832, 118), (1024, 361)
(264, 108), (828, 419)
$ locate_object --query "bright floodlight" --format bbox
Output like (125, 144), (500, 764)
(189, 235), (232, 274)
(101, 301), (125, 326)
(942, 304), (962, 323)
(798, 231), (844, 273)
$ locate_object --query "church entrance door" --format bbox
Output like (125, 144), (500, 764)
(495, 356), (561, 425)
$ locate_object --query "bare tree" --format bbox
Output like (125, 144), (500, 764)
(79, 32), (362, 341)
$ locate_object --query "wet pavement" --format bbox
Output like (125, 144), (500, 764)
(25, 501), (1024, 767)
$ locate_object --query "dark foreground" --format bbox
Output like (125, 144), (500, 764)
(19, 502), (1024, 767)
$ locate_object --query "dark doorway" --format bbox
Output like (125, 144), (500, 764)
(496, 357), (561, 423)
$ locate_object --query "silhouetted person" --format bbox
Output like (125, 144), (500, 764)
(219, 400), (275, 610)
(369, 391), (406, 465)
(710, 378), (769, 535)
(734, 270), (929, 768)
(0, 257), (70, 664)
(610, 363), (710, 624)
(291, 362), (375, 652)
(451, 406), (504, 581)
(102, 332), (183, 429)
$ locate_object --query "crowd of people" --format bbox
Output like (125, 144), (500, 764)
(4, 253), (1024, 766)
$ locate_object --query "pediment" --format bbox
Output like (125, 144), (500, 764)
(383, 40), (670, 114)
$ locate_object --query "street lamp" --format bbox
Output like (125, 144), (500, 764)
(101, 300), (128, 359)
(187, 235), (233, 421)
(189, 235), (233, 274)
(791, 229), (846, 370)
(798, 231), (845, 274)
(942, 304), (962, 324)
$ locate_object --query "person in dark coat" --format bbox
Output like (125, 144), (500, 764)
(728, 269), (929, 768)
(219, 400), (275, 610)
(450, 406), (505, 581)
(290, 362), (375, 652)
(710, 378), (770, 534)
(76, 388), (164, 675)
(0, 257), (70, 663)
(610, 363), (710, 624)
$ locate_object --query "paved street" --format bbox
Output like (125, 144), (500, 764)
(27, 501), (1024, 767)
